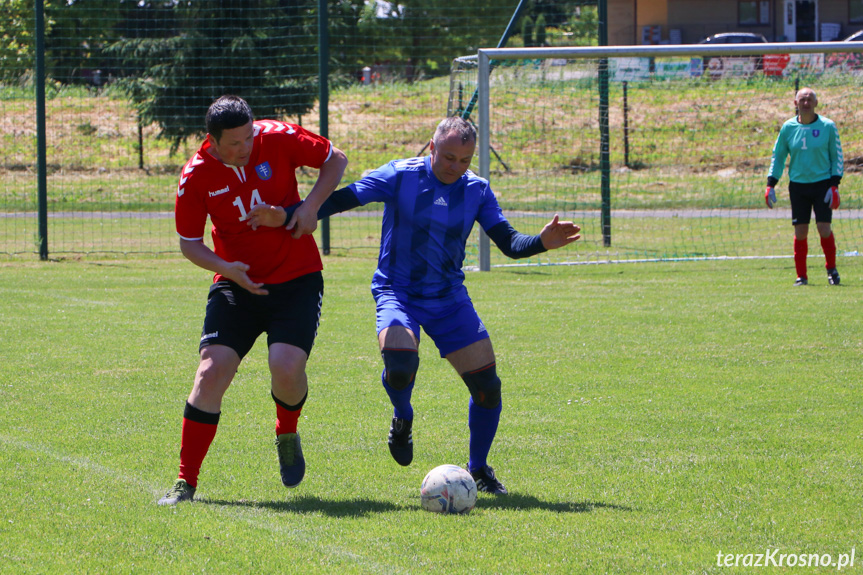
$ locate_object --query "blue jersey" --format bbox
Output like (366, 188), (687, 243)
(349, 155), (508, 302)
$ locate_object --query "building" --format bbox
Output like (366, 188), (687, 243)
(606, 0), (863, 45)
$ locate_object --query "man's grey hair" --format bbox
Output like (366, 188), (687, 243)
(433, 116), (477, 146)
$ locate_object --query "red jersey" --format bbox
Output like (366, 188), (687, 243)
(175, 120), (331, 284)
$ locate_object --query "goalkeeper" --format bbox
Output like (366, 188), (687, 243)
(246, 117), (580, 494)
(765, 87), (844, 286)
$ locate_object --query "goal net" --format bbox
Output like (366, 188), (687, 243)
(450, 43), (863, 269)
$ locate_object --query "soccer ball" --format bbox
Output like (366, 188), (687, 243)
(420, 464), (477, 514)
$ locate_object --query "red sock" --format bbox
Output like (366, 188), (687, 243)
(178, 418), (218, 488)
(794, 238), (808, 279)
(274, 392), (306, 435)
(275, 402), (302, 435)
(821, 233), (837, 269)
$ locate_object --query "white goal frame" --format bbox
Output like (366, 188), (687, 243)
(474, 42), (863, 270)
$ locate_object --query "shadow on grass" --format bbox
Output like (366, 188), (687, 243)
(475, 492), (632, 513)
(201, 496), (403, 517)
(202, 493), (630, 516)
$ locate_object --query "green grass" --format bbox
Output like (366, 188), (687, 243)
(1, 256), (861, 573)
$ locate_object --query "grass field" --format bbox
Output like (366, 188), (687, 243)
(1, 256), (861, 573)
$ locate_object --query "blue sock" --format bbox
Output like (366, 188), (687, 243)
(467, 397), (502, 471)
(381, 369), (414, 420)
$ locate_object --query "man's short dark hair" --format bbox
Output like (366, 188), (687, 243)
(433, 116), (477, 147)
(206, 95), (253, 142)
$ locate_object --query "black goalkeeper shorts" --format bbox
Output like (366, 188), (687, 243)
(199, 271), (323, 359)
(789, 179), (832, 226)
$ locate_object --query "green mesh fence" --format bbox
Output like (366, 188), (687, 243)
(0, 0), (528, 257)
(451, 48), (863, 267)
(6, 2), (861, 270)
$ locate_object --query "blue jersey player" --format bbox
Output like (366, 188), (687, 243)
(253, 117), (581, 493)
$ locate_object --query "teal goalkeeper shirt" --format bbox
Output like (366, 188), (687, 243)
(768, 114), (843, 184)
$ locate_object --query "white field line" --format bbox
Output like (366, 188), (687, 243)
(3, 208), (863, 220)
(0, 433), (408, 575)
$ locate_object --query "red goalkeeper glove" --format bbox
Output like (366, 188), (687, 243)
(765, 186), (776, 208)
(824, 186), (840, 210)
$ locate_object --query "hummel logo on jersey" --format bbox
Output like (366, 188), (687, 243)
(209, 185), (230, 197)
(434, 197), (448, 207)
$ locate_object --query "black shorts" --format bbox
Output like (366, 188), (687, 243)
(199, 271), (323, 359)
(789, 179), (832, 226)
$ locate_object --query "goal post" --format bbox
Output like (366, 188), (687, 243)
(463, 42), (863, 270)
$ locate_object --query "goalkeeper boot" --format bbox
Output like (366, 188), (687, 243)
(275, 433), (305, 488)
(469, 463), (508, 495)
(827, 268), (840, 285)
(158, 478), (196, 506)
(794, 277), (808, 286)
(387, 417), (413, 466)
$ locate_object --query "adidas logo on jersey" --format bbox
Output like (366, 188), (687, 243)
(434, 197), (448, 207)
(477, 320), (487, 333)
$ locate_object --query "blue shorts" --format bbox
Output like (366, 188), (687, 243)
(373, 288), (489, 357)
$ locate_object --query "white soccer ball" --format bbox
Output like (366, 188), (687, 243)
(420, 464), (477, 515)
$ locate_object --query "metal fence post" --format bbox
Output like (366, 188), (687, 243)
(478, 51), (491, 272)
(36, 0), (48, 259)
(318, 0), (330, 255)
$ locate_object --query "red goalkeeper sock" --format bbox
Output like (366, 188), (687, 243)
(821, 233), (837, 269)
(273, 391), (306, 435)
(794, 238), (808, 279)
(177, 402), (220, 488)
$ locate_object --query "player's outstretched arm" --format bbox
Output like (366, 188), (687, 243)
(486, 214), (580, 259)
(290, 145), (349, 238)
(316, 186), (362, 219)
(179, 238), (267, 295)
(245, 186), (361, 237)
(539, 214), (581, 250)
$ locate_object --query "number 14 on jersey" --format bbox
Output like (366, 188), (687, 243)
(232, 189), (263, 221)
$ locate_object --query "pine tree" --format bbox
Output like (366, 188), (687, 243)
(109, 0), (318, 153)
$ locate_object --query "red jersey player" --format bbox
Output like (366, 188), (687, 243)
(159, 95), (348, 505)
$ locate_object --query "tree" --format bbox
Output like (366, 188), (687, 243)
(349, 0), (523, 82)
(522, 15), (535, 47)
(0, 0), (36, 83)
(567, 3), (598, 46)
(534, 13), (547, 47)
(109, 0), (319, 153)
(44, 0), (124, 85)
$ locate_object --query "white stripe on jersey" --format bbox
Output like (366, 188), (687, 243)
(255, 120), (295, 135)
(228, 165), (247, 183)
(177, 233), (205, 241)
(178, 153), (205, 196)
